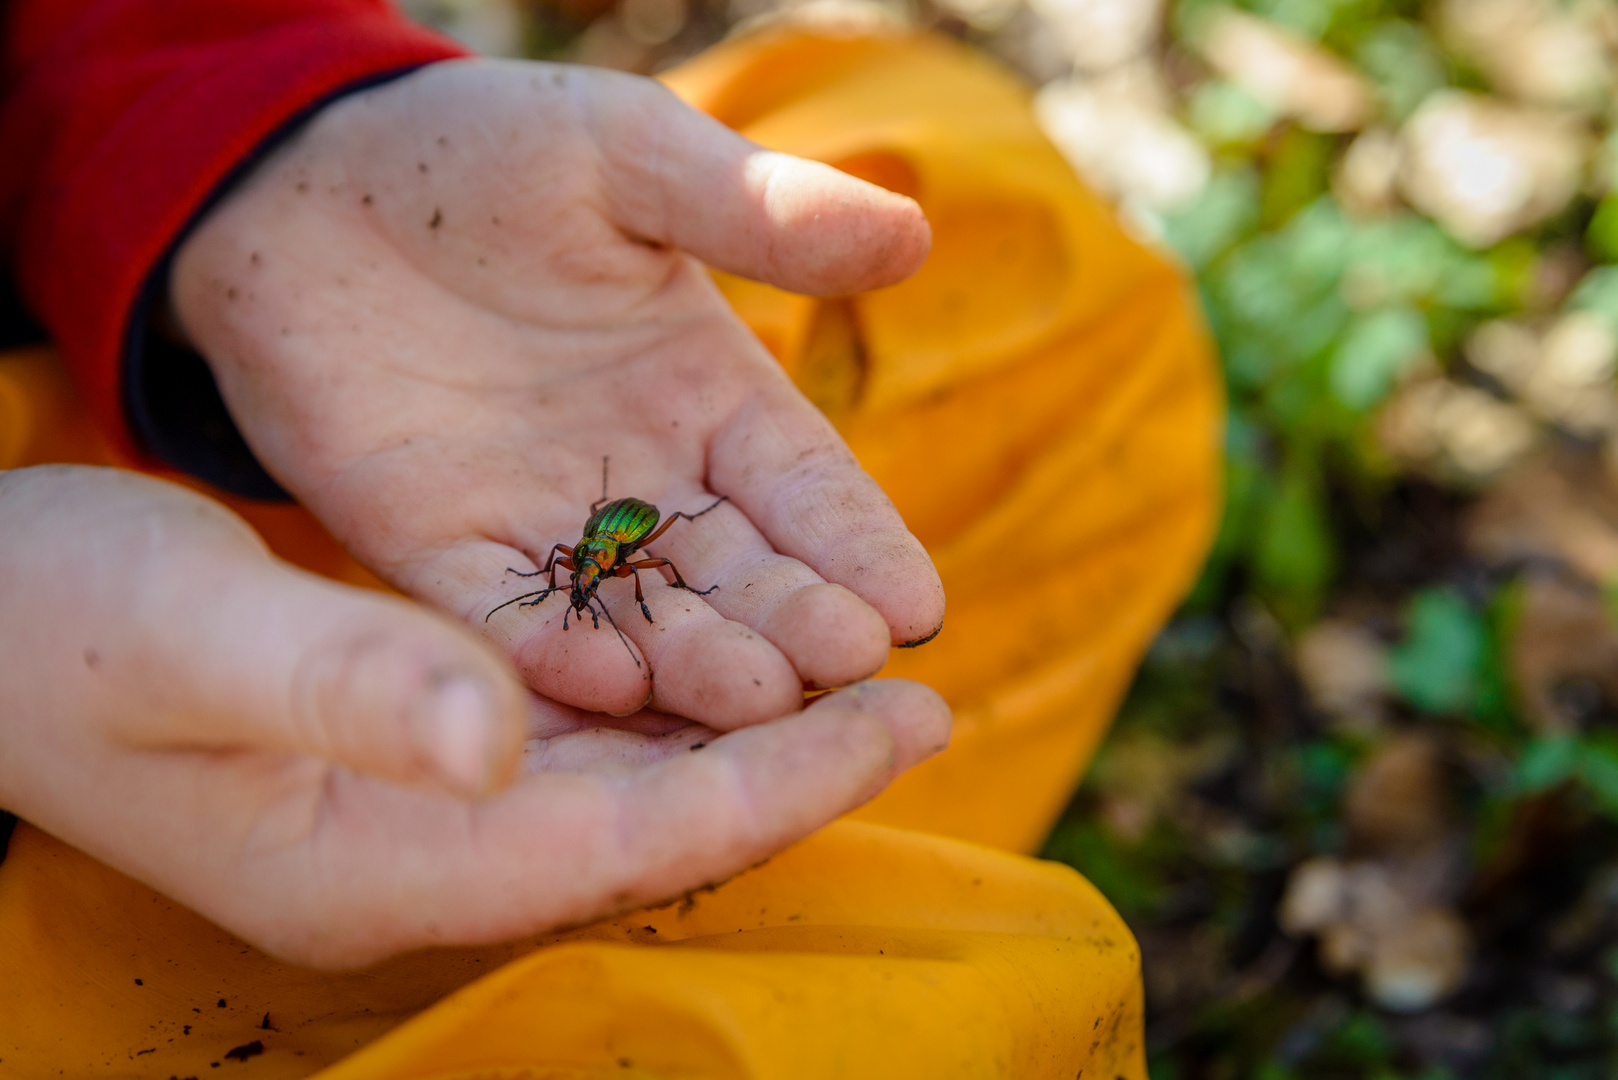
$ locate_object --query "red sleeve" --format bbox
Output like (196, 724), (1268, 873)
(0, 0), (469, 462)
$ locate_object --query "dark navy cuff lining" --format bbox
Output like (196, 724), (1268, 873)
(0, 810), (16, 867)
(0, 273), (46, 350)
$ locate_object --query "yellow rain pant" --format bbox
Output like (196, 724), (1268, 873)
(0, 27), (1220, 1080)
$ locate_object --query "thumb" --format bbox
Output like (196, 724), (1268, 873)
(115, 538), (529, 798)
(595, 74), (931, 296)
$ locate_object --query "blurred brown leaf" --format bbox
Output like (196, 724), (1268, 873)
(1296, 619), (1391, 731)
(1346, 734), (1452, 857)
(1510, 572), (1618, 733)
(1466, 451), (1618, 582)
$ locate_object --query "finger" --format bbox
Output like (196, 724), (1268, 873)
(93, 509), (529, 798)
(430, 536), (652, 717)
(593, 73), (932, 296)
(591, 563), (804, 729)
(709, 388), (946, 645)
(503, 594), (654, 716)
(636, 495), (893, 688)
(593, 679), (951, 904)
(284, 679), (951, 965)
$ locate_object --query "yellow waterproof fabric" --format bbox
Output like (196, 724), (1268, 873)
(0, 27), (1220, 1080)
(0, 820), (1145, 1079)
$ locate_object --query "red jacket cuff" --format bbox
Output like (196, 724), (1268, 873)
(0, 1), (469, 462)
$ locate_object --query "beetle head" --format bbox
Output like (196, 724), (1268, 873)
(570, 557), (604, 612)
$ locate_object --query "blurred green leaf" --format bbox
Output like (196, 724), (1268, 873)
(1430, 253), (1500, 310)
(1568, 265), (1618, 330)
(1472, 582), (1523, 736)
(1162, 167), (1263, 268)
(1188, 81), (1279, 148)
(1335, 214), (1500, 310)
(1283, 200), (1357, 285)
(1254, 1063), (1299, 1080)
(1188, 414), (1272, 607)
(1253, 451), (1336, 622)
(1585, 195), (1618, 265)
(1262, 129), (1334, 227)
(1353, 20), (1447, 121)
(1171, 0), (1228, 47)
(1515, 736), (1580, 792)
(1296, 739), (1355, 827)
(1388, 588), (1485, 714)
(1210, 201), (1358, 395)
(1342, 216), (1446, 303)
(1486, 238), (1540, 310)
(1602, 946), (1618, 984)
(1148, 1054), (1184, 1080)
(1579, 739), (1618, 817)
(1246, 0), (1357, 39)
(1329, 305), (1428, 409)
(1327, 1010), (1395, 1065)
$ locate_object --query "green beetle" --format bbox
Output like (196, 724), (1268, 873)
(486, 462), (726, 664)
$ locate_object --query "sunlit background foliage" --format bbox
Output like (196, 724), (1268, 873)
(406, 0), (1618, 1073)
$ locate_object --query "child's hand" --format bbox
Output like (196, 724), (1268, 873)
(170, 60), (944, 724)
(0, 466), (950, 967)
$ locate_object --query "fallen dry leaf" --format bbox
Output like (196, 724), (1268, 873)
(1296, 619), (1392, 730)
(1509, 571), (1618, 733)
(1378, 376), (1538, 482)
(1466, 450), (1618, 582)
(1398, 91), (1588, 248)
(1441, 0), (1614, 110)
(1346, 734), (1453, 857)
(1197, 8), (1372, 132)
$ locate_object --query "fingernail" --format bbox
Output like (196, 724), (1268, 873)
(418, 676), (499, 796)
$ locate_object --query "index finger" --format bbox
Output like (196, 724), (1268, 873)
(707, 386), (946, 646)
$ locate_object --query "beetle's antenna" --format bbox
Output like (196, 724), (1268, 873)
(485, 589), (554, 621)
(592, 598), (641, 668)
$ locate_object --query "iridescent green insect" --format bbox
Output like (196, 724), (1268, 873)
(486, 460), (727, 665)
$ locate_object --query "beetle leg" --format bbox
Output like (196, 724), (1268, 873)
(521, 557), (576, 604)
(627, 557), (719, 597)
(507, 543), (573, 578)
(552, 557), (575, 588)
(486, 545), (583, 620)
(613, 563), (655, 623)
(636, 495), (729, 547)
(523, 559), (567, 602)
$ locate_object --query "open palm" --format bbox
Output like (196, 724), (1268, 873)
(172, 59), (946, 727)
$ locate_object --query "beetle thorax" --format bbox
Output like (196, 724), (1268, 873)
(570, 538), (619, 607)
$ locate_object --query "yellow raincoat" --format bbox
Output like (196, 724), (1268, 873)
(0, 27), (1221, 1079)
